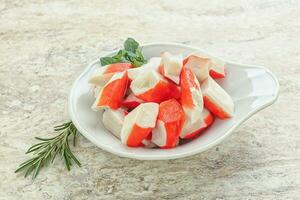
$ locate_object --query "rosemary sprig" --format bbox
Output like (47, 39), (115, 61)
(15, 121), (81, 179)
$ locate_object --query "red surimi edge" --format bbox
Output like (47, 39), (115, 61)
(104, 63), (133, 74)
(97, 72), (128, 109)
(203, 96), (231, 120)
(126, 124), (152, 147)
(180, 67), (200, 108)
(183, 112), (214, 139)
(210, 69), (225, 79)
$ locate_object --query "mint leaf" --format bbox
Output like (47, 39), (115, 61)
(100, 57), (117, 65)
(100, 38), (147, 67)
(124, 38), (139, 53)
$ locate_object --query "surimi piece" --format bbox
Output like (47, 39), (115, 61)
(128, 57), (161, 80)
(152, 99), (185, 148)
(209, 56), (225, 79)
(130, 70), (179, 103)
(201, 77), (234, 119)
(121, 103), (159, 147)
(180, 108), (214, 139)
(159, 52), (183, 84)
(183, 54), (211, 82)
(89, 63), (133, 86)
(102, 108), (127, 138)
(122, 93), (144, 110)
(189, 52), (226, 79)
(180, 67), (204, 123)
(92, 71), (128, 110)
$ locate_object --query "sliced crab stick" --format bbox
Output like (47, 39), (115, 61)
(201, 77), (234, 119)
(121, 103), (159, 147)
(152, 99), (185, 148)
(209, 57), (225, 79)
(122, 93), (144, 110)
(130, 70), (179, 103)
(102, 108), (127, 138)
(159, 52), (183, 84)
(128, 57), (161, 80)
(183, 55), (211, 82)
(92, 71), (128, 110)
(89, 63), (133, 86)
(180, 108), (214, 139)
(187, 52), (226, 79)
(180, 67), (204, 122)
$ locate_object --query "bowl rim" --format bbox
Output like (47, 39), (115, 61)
(68, 42), (280, 160)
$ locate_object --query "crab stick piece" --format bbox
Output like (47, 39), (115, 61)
(121, 103), (159, 147)
(187, 52), (226, 79)
(183, 55), (211, 82)
(180, 67), (204, 123)
(159, 52), (183, 84)
(89, 63), (133, 86)
(180, 108), (214, 139)
(152, 99), (185, 148)
(128, 57), (161, 80)
(102, 108), (127, 138)
(122, 93), (144, 110)
(92, 71), (128, 110)
(201, 77), (234, 119)
(209, 57), (225, 79)
(130, 70), (179, 103)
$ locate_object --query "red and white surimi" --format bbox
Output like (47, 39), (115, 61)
(92, 71), (128, 110)
(187, 52), (226, 79)
(121, 103), (159, 147)
(152, 99), (185, 148)
(128, 57), (161, 80)
(209, 57), (225, 79)
(180, 67), (204, 122)
(201, 77), (234, 119)
(102, 108), (127, 138)
(130, 70), (180, 103)
(159, 52), (183, 84)
(122, 93), (144, 110)
(180, 108), (214, 139)
(183, 55), (211, 82)
(89, 63), (133, 87)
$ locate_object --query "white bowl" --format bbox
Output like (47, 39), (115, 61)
(69, 43), (279, 160)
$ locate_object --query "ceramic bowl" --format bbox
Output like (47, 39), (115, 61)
(69, 43), (279, 160)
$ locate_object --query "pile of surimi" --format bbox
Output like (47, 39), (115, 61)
(89, 52), (234, 148)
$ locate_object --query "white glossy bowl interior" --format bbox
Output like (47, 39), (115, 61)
(69, 43), (279, 160)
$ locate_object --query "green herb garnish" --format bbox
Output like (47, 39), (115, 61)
(15, 121), (81, 179)
(100, 38), (147, 67)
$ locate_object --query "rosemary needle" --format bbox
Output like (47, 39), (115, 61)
(15, 121), (81, 179)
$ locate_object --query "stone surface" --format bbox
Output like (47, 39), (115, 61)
(1, 0), (300, 199)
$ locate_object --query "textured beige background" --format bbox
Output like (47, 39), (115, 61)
(1, 0), (300, 199)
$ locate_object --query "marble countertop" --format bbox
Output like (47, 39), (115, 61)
(1, 0), (299, 199)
